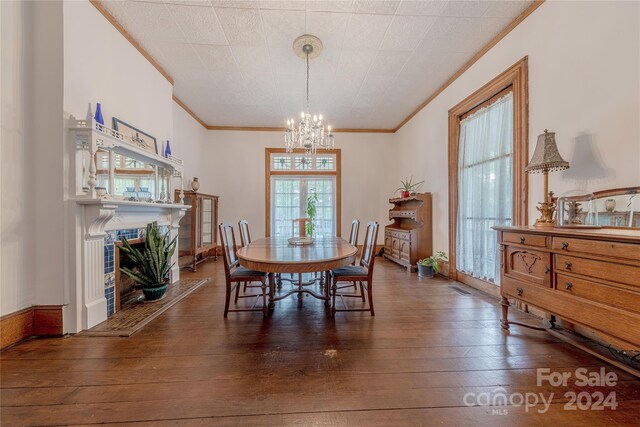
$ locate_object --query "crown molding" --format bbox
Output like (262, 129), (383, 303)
(205, 125), (396, 133)
(172, 95), (208, 129)
(90, 1), (174, 86)
(393, 0), (545, 132)
(93, 0), (544, 134)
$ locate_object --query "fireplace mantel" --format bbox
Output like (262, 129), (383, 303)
(75, 198), (188, 330)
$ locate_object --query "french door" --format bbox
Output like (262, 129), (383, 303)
(270, 176), (336, 238)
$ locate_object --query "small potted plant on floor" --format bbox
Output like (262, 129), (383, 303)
(396, 176), (424, 198)
(119, 221), (177, 301)
(417, 251), (448, 278)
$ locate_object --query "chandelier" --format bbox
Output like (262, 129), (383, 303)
(285, 35), (334, 154)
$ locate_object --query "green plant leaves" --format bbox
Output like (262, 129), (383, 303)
(119, 222), (177, 288)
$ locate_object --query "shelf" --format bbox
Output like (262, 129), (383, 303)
(69, 116), (183, 171)
(389, 196), (421, 203)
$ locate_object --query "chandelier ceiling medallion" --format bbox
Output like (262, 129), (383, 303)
(285, 34), (334, 154)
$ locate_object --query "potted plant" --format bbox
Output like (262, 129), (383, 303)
(305, 191), (318, 238)
(417, 251), (448, 278)
(396, 176), (424, 198)
(119, 221), (177, 301)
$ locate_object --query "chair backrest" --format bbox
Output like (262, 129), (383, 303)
(219, 223), (239, 276)
(348, 219), (360, 246)
(292, 218), (311, 238)
(238, 219), (251, 247)
(360, 221), (379, 276)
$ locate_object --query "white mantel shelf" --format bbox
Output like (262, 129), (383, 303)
(74, 198), (190, 210)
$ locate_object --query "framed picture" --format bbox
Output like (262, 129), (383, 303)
(112, 118), (158, 155)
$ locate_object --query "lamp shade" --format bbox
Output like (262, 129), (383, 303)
(525, 129), (570, 174)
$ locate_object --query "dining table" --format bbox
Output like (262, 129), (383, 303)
(236, 236), (357, 310)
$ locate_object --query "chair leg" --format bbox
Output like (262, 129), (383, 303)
(352, 281), (357, 290)
(224, 281), (231, 318)
(234, 280), (241, 303)
(366, 282), (375, 316)
(359, 281), (365, 301)
(243, 281), (247, 292)
(331, 276), (338, 316)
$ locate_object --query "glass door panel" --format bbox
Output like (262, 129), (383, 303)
(195, 197), (201, 249)
(271, 177), (336, 238)
(202, 197), (213, 245)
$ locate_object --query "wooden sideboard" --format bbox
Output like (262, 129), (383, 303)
(495, 226), (640, 350)
(383, 193), (433, 271)
(175, 190), (219, 271)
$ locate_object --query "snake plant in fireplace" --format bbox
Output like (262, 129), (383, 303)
(119, 222), (177, 301)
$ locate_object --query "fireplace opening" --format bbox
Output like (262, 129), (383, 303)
(114, 238), (146, 312)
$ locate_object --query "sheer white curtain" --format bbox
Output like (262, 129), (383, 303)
(456, 92), (513, 284)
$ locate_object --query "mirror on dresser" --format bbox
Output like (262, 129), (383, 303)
(557, 186), (640, 228)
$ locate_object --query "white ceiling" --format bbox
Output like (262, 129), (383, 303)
(101, 0), (533, 129)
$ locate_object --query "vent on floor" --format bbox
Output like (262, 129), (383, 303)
(449, 286), (471, 295)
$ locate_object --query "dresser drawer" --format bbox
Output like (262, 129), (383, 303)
(502, 278), (548, 306)
(503, 232), (547, 248)
(556, 273), (640, 314)
(555, 254), (640, 287)
(504, 246), (551, 287)
(553, 237), (640, 262)
(385, 229), (411, 241)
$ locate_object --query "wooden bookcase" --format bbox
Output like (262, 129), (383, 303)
(383, 193), (433, 271)
(175, 190), (218, 271)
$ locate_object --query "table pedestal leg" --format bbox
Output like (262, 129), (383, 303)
(268, 272), (275, 311)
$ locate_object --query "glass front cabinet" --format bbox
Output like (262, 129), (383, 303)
(176, 190), (219, 270)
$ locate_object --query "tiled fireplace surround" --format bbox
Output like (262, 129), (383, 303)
(103, 226), (169, 316)
(75, 200), (187, 331)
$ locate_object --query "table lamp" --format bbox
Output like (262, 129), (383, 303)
(526, 130), (570, 227)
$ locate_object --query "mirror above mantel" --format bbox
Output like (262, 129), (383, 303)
(557, 186), (640, 228)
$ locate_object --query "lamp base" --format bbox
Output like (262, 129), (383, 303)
(533, 198), (556, 228)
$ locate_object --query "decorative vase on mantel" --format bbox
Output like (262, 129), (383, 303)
(191, 177), (200, 192)
(605, 199), (616, 213)
(94, 102), (104, 125)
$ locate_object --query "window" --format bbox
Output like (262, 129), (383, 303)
(265, 148), (341, 237)
(448, 57), (528, 293)
(456, 92), (514, 283)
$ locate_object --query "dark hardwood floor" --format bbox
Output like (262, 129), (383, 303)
(1, 258), (639, 426)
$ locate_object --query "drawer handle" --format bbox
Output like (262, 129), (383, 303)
(564, 261), (572, 270)
(544, 267), (551, 274)
(516, 287), (523, 297)
(565, 282), (573, 291)
(520, 237), (526, 244)
(561, 242), (569, 250)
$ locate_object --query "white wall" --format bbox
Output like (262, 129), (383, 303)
(395, 0), (640, 253)
(1, 0), (36, 315)
(63, 1), (173, 145)
(202, 131), (397, 243)
(172, 102), (208, 193)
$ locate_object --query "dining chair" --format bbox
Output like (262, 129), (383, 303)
(348, 219), (360, 247)
(238, 219), (252, 247)
(219, 223), (268, 318)
(238, 219), (260, 294)
(330, 221), (379, 316)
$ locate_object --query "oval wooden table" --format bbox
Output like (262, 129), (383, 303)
(237, 237), (357, 310)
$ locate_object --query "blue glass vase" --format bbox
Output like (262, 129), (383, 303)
(94, 103), (104, 125)
(164, 140), (172, 158)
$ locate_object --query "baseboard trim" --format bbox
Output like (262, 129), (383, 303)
(1, 305), (64, 350)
